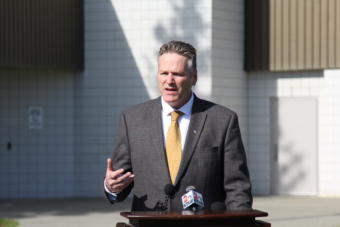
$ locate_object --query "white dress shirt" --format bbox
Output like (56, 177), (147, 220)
(161, 93), (194, 150)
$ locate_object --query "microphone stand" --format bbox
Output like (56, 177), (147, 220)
(164, 184), (174, 212)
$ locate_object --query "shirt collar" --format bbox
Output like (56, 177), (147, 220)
(161, 93), (194, 116)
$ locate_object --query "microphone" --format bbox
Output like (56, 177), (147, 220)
(164, 184), (174, 196)
(163, 184), (175, 211)
(181, 186), (204, 211)
(210, 202), (226, 211)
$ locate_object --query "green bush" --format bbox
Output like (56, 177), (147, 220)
(0, 219), (19, 227)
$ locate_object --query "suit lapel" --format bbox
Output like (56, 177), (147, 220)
(149, 98), (171, 181)
(175, 97), (207, 185)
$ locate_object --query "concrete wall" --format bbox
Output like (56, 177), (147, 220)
(74, 0), (213, 197)
(0, 69), (75, 198)
(319, 69), (340, 196)
(0, 0), (215, 198)
(76, 0), (250, 197)
(3, 0), (338, 199)
(212, 0), (248, 147)
(247, 69), (340, 196)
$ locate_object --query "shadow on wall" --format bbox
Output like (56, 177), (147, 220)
(152, 0), (210, 78)
(247, 71), (322, 195)
(74, 0), (213, 197)
(73, 0), (150, 196)
(279, 143), (306, 193)
(0, 69), (76, 199)
(271, 139), (306, 193)
(269, 95), (318, 195)
(74, 0), (212, 197)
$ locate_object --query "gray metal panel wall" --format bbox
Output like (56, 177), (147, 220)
(245, 0), (340, 71)
(0, 0), (83, 70)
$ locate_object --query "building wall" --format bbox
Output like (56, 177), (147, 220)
(82, 0), (340, 198)
(319, 69), (340, 196)
(0, 0), (83, 70)
(74, 0), (213, 197)
(4, 0), (338, 199)
(75, 0), (251, 197)
(268, 0), (340, 71)
(0, 0), (277, 198)
(212, 0), (248, 148)
(247, 69), (340, 196)
(245, 0), (340, 72)
(0, 69), (75, 198)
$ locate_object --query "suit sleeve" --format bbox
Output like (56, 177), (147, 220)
(224, 113), (253, 210)
(106, 112), (133, 203)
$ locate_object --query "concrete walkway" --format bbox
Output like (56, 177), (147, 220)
(1, 196), (340, 227)
(254, 196), (340, 227)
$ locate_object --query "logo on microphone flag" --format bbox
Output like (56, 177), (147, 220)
(181, 192), (194, 209)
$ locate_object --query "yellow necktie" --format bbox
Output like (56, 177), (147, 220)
(166, 111), (183, 184)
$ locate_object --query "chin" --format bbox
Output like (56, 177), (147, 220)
(163, 97), (179, 107)
(163, 95), (177, 102)
(165, 99), (179, 106)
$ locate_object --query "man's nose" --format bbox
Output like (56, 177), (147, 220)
(166, 74), (174, 83)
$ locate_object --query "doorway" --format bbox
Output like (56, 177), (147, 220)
(270, 97), (318, 195)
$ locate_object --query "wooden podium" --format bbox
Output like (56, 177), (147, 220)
(116, 209), (271, 227)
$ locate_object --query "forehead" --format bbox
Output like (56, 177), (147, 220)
(158, 53), (188, 70)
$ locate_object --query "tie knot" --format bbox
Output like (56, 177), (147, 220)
(171, 111), (183, 122)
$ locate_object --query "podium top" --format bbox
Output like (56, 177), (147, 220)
(121, 209), (268, 220)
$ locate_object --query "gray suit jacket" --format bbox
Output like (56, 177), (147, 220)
(108, 95), (252, 211)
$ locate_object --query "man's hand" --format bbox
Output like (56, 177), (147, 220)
(105, 158), (134, 193)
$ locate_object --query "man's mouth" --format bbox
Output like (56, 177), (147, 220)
(165, 87), (178, 92)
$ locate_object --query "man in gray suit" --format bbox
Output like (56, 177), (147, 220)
(104, 40), (252, 211)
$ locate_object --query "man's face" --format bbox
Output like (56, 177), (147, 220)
(158, 53), (197, 109)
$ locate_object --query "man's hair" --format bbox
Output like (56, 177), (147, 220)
(159, 40), (197, 74)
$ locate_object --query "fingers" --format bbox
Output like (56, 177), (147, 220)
(105, 168), (134, 193)
(106, 168), (124, 180)
(110, 171), (134, 186)
(109, 174), (134, 193)
(107, 158), (113, 171)
(115, 171), (134, 183)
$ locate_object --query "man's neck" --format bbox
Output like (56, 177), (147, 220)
(162, 93), (194, 110)
(161, 93), (194, 115)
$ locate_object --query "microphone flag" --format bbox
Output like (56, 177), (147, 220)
(181, 188), (204, 210)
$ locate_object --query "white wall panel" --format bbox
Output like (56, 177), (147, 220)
(212, 0), (248, 148)
(247, 69), (340, 196)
